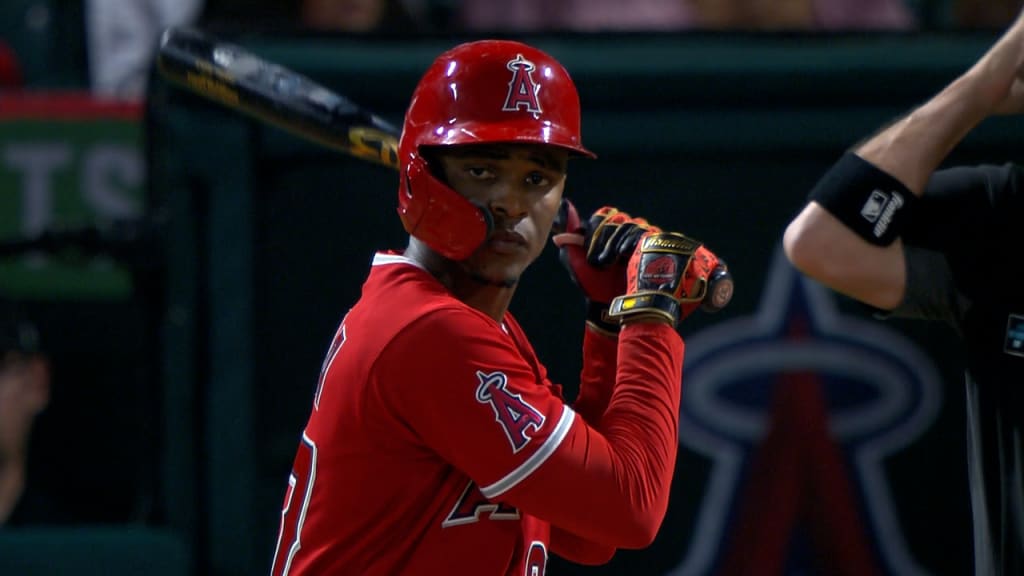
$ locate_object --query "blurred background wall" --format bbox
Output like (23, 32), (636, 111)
(1, 1), (1022, 575)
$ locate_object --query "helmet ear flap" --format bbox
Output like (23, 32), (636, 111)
(397, 155), (491, 261)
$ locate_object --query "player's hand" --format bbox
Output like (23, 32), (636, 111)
(552, 201), (661, 335)
(607, 230), (731, 326)
(552, 201), (660, 305)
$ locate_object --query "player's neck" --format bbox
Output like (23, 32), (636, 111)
(451, 281), (515, 323)
(405, 240), (515, 322)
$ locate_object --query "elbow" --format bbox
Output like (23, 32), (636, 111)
(602, 436), (677, 549)
(573, 546), (617, 566)
(586, 488), (667, 549)
(617, 519), (661, 549)
(593, 547), (617, 565)
(783, 216), (822, 279)
(614, 503), (668, 549)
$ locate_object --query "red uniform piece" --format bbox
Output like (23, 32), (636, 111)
(271, 253), (684, 575)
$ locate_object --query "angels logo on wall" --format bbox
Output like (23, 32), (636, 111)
(667, 246), (942, 576)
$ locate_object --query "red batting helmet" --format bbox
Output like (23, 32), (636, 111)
(397, 40), (595, 260)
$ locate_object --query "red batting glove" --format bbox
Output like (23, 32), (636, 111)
(608, 230), (728, 326)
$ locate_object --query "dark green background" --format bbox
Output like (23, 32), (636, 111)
(4, 29), (1021, 576)
(146, 31), (1019, 576)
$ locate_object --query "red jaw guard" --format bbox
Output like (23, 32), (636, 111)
(398, 156), (491, 261)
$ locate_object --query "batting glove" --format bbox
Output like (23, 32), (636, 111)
(552, 200), (660, 334)
(607, 230), (727, 326)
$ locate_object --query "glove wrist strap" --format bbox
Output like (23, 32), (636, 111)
(607, 292), (680, 325)
(586, 300), (621, 336)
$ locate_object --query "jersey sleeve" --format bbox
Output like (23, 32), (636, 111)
(903, 163), (1021, 253)
(549, 525), (616, 565)
(375, 306), (576, 497)
(889, 163), (1023, 328)
(884, 246), (966, 333)
(571, 325), (618, 425)
(502, 322), (684, 549)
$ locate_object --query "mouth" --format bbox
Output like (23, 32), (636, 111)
(486, 229), (529, 254)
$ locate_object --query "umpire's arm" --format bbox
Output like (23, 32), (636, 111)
(784, 5), (1024, 310)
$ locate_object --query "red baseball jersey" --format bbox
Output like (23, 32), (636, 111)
(271, 252), (685, 575)
(271, 253), (578, 575)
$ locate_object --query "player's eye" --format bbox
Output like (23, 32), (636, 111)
(525, 172), (551, 187)
(466, 165), (494, 179)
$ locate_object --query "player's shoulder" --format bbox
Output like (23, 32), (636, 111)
(366, 252), (467, 308)
(359, 251), (500, 336)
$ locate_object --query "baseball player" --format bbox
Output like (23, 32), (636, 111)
(269, 39), (726, 575)
(784, 8), (1024, 575)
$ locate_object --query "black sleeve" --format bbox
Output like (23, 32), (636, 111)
(885, 246), (968, 335)
(887, 162), (1023, 330)
(902, 163), (1023, 252)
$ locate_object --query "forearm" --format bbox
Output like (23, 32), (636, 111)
(856, 16), (1024, 193)
(571, 325), (618, 424)
(856, 75), (991, 195)
(786, 69), (995, 310)
(786, 50), (994, 309)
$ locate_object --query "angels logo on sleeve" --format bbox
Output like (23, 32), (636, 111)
(475, 370), (545, 453)
(502, 54), (543, 114)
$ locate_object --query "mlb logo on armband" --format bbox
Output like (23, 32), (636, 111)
(860, 190), (889, 223)
(860, 189), (903, 238)
(1004, 314), (1024, 358)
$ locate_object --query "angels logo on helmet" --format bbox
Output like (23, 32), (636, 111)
(502, 54), (543, 115)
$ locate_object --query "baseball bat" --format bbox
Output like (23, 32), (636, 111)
(156, 26), (399, 169)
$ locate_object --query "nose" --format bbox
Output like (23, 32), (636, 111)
(488, 183), (528, 221)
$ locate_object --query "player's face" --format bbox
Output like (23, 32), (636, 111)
(437, 144), (569, 286)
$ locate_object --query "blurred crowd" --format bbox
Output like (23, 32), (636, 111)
(207, 0), (1024, 34)
(0, 0), (1021, 103)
